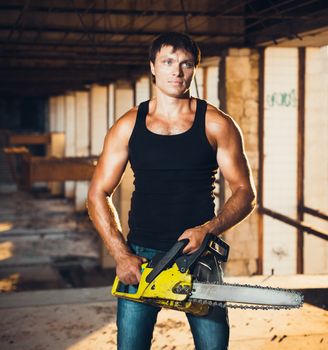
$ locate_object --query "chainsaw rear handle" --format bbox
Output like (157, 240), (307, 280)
(176, 234), (230, 273)
(207, 234), (230, 262)
(146, 234), (229, 283)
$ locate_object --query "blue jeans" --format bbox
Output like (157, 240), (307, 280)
(117, 244), (229, 350)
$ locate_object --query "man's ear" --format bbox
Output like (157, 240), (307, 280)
(150, 61), (155, 76)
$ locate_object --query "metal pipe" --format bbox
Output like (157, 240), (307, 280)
(259, 207), (328, 241)
(257, 47), (265, 275)
(297, 47), (306, 273)
(303, 206), (328, 221)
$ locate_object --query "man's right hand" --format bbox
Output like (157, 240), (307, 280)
(115, 253), (147, 285)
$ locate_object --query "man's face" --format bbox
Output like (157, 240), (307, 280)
(150, 45), (196, 98)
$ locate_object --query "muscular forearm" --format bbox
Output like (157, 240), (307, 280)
(179, 186), (256, 253)
(204, 187), (256, 235)
(87, 191), (131, 262)
(88, 191), (145, 284)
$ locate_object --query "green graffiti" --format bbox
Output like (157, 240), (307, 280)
(266, 89), (297, 108)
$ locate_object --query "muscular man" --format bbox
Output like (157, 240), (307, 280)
(88, 32), (256, 350)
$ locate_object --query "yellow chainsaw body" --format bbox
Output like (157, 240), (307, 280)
(112, 262), (209, 316)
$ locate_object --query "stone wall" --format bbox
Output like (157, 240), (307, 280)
(223, 48), (260, 276)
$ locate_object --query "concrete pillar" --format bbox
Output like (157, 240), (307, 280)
(90, 84), (108, 156)
(48, 96), (65, 195)
(204, 61), (220, 107)
(74, 91), (90, 212)
(49, 97), (57, 132)
(135, 76), (150, 105)
(190, 67), (204, 98)
(56, 95), (65, 132)
(304, 47), (328, 273)
(262, 48), (298, 275)
(108, 83), (115, 128)
(223, 48), (260, 276)
(64, 94), (76, 198)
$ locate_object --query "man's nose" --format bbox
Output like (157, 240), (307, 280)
(172, 64), (183, 77)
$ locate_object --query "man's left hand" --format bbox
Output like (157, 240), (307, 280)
(178, 225), (208, 254)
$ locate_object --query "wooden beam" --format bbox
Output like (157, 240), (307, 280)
(297, 47), (306, 274)
(9, 133), (50, 145)
(30, 157), (97, 182)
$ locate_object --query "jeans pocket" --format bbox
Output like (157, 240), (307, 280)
(130, 243), (164, 261)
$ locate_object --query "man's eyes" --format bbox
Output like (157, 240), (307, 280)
(162, 60), (194, 68)
(182, 62), (194, 68)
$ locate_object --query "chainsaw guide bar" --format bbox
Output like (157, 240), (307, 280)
(191, 281), (304, 311)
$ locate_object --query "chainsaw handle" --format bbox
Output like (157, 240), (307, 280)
(145, 238), (189, 283)
(207, 234), (230, 262)
(176, 234), (230, 272)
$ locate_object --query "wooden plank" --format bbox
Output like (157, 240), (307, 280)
(9, 134), (50, 145)
(30, 157), (97, 182)
(4, 146), (30, 154)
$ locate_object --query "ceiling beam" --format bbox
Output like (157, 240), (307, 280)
(0, 39), (149, 49)
(0, 25), (242, 38)
(246, 10), (328, 44)
(0, 66), (149, 83)
(0, 4), (318, 19)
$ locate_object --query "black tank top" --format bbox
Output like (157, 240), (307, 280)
(127, 98), (218, 251)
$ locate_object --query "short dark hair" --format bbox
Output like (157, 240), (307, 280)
(149, 32), (201, 67)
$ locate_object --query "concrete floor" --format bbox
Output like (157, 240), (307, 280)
(0, 186), (113, 292)
(0, 187), (327, 349)
(0, 280), (327, 350)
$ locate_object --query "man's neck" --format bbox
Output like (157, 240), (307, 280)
(152, 92), (193, 119)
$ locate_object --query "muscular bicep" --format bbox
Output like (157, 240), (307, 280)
(89, 122), (130, 197)
(216, 118), (254, 194)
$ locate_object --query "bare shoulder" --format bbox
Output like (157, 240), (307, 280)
(205, 103), (242, 147)
(106, 106), (138, 142)
(206, 103), (240, 132)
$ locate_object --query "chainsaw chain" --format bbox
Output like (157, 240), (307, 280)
(190, 281), (304, 311)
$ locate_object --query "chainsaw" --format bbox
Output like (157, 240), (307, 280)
(112, 234), (303, 316)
